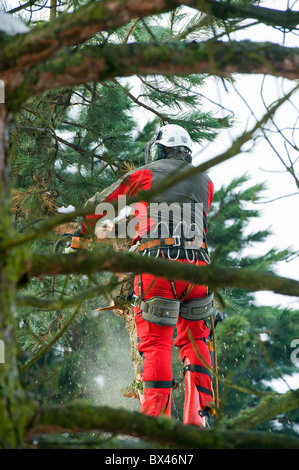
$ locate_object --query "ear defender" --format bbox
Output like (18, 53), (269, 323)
(157, 143), (167, 160)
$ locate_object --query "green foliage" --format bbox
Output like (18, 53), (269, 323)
(215, 304), (299, 434)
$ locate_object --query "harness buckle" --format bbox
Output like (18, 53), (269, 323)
(129, 241), (140, 252)
(131, 294), (140, 308)
(173, 236), (181, 247)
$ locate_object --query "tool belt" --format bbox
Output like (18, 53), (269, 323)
(130, 236), (210, 264)
(136, 296), (181, 326)
(132, 293), (214, 326)
(180, 292), (214, 321)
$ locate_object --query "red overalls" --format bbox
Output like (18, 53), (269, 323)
(134, 261), (214, 426)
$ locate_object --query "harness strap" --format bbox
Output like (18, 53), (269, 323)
(183, 364), (212, 378)
(138, 274), (143, 299)
(195, 384), (213, 398)
(160, 249), (204, 303)
(143, 380), (174, 389)
(179, 282), (195, 302)
(177, 251), (202, 302)
(160, 249), (177, 298)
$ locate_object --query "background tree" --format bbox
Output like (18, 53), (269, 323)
(207, 175), (299, 436)
(0, 0), (298, 449)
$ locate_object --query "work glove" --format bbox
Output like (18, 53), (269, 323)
(72, 227), (84, 237)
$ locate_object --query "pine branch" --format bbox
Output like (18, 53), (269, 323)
(19, 301), (83, 373)
(3, 0), (299, 73)
(226, 390), (299, 431)
(15, 111), (117, 168)
(6, 0), (41, 14)
(111, 78), (167, 121)
(0, 205), (90, 251)
(202, 0), (299, 30)
(24, 247), (299, 297)
(16, 281), (120, 311)
(4, 39), (299, 109)
(29, 400), (299, 449)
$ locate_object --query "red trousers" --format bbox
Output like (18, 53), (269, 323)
(134, 259), (214, 426)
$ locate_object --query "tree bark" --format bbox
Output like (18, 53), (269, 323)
(49, 0), (57, 22)
(3, 39), (299, 110)
(226, 390), (299, 431)
(3, 0), (299, 74)
(23, 248), (299, 298)
(0, 104), (34, 448)
(202, 0), (299, 29)
(28, 398), (299, 449)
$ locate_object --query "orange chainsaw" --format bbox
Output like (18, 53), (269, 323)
(53, 233), (89, 254)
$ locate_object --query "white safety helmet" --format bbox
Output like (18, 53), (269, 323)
(156, 124), (192, 152)
(144, 124), (192, 164)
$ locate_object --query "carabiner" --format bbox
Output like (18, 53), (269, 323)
(185, 248), (195, 263)
(168, 247), (180, 260)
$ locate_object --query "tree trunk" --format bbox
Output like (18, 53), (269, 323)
(50, 0), (57, 21)
(0, 104), (34, 448)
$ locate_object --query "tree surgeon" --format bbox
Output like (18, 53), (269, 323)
(72, 124), (215, 426)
